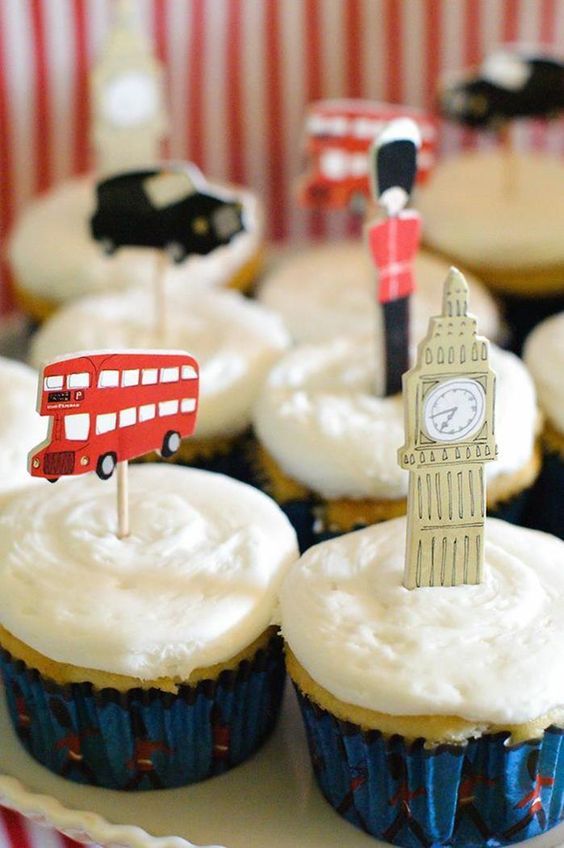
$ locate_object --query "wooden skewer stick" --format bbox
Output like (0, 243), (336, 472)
(499, 123), (518, 199)
(117, 460), (130, 539)
(154, 249), (169, 345)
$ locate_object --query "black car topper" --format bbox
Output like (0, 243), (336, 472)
(90, 163), (245, 263)
(439, 49), (564, 128)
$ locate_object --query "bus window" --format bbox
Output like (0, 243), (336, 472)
(64, 413), (90, 441)
(44, 375), (64, 390)
(159, 400), (179, 417)
(67, 372), (90, 389)
(160, 366), (179, 383)
(181, 365), (198, 380)
(142, 368), (158, 385)
(122, 369), (140, 387)
(96, 413), (117, 434)
(119, 408), (137, 428)
(139, 403), (156, 422)
(181, 398), (196, 413)
(99, 370), (119, 388)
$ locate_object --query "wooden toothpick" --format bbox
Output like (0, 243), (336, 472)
(117, 460), (130, 539)
(154, 249), (169, 345)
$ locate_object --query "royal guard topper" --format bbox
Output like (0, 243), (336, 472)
(297, 100), (438, 211)
(29, 349), (199, 538)
(90, 163), (245, 343)
(398, 268), (498, 589)
(366, 118), (422, 397)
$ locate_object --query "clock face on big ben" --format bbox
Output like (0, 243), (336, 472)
(423, 378), (486, 443)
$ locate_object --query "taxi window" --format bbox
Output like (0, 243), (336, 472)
(144, 172), (196, 209)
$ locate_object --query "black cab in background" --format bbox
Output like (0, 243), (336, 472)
(90, 164), (245, 262)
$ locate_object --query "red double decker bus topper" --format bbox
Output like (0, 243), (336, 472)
(29, 350), (199, 482)
(297, 100), (438, 210)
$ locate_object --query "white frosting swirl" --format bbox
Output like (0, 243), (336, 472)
(0, 465), (298, 679)
(524, 312), (564, 435)
(418, 152), (564, 272)
(253, 339), (537, 499)
(258, 243), (500, 344)
(0, 357), (47, 495)
(281, 516), (564, 724)
(30, 287), (289, 440)
(8, 176), (263, 303)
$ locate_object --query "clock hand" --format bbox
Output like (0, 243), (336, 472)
(429, 406), (457, 421)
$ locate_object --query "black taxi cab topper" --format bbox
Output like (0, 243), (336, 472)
(439, 49), (564, 128)
(398, 268), (498, 589)
(90, 163), (245, 262)
(366, 119), (422, 397)
(29, 349), (200, 539)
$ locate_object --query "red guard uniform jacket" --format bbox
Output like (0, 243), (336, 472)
(367, 210), (422, 304)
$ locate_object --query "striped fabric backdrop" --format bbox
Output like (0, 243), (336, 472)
(0, 0), (563, 844)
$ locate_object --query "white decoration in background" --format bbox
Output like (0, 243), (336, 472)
(91, 0), (168, 176)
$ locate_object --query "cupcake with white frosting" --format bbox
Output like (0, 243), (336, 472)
(8, 175), (264, 323)
(417, 152), (564, 349)
(30, 285), (290, 481)
(523, 312), (564, 539)
(0, 464), (298, 789)
(253, 338), (540, 543)
(258, 242), (501, 344)
(281, 516), (564, 845)
(0, 356), (47, 496)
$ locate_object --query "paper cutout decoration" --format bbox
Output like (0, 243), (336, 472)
(297, 100), (438, 210)
(439, 49), (564, 128)
(91, 165), (245, 261)
(366, 119), (422, 397)
(91, 0), (168, 175)
(29, 350), (199, 483)
(398, 268), (498, 589)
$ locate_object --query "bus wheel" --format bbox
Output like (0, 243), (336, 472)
(161, 430), (181, 458)
(96, 452), (117, 480)
(47, 477), (59, 484)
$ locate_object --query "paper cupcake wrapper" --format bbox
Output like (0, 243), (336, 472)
(294, 687), (564, 848)
(524, 452), (564, 540)
(0, 634), (285, 790)
(172, 431), (255, 485)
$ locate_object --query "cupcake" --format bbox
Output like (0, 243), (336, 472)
(7, 175), (264, 324)
(0, 356), (47, 495)
(252, 337), (540, 545)
(280, 516), (564, 846)
(523, 312), (564, 539)
(417, 151), (564, 350)
(30, 285), (290, 482)
(0, 464), (298, 789)
(258, 242), (501, 345)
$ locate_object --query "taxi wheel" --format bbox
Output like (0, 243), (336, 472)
(101, 237), (116, 256)
(161, 430), (181, 458)
(96, 452), (117, 480)
(166, 241), (187, 264)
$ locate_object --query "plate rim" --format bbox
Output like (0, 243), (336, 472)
(0, 772), (222, 848)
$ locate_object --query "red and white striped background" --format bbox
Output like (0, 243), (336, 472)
(0, 0), (563, 844)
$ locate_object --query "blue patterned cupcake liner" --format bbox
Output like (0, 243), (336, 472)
(294, 686), (564, 847)
(524, 452), (564, 540)
(0, 633), (285, 790)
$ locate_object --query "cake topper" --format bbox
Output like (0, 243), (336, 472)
(398, 268), (498, 589)
(366, 119), (422, 397)
(90, 164), (245, 342)
(29, 350), (199, 539)
(91, 0), (168, 175)
(439, 49), (564, 129)
(297, 100), (438, 211)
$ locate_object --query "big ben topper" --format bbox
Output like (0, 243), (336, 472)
(398, 268), (498, 589)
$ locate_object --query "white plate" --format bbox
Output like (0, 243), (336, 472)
(1, 686), (564, 848)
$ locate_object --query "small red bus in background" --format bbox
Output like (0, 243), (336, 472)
(30, 350), (199, 482)
(297, 100), (438, 210)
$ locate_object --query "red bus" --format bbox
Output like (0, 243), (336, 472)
(297, 100), (438, 210)
(29, 350), (199, 482)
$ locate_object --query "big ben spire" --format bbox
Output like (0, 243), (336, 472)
(398, 268), (498, 589)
